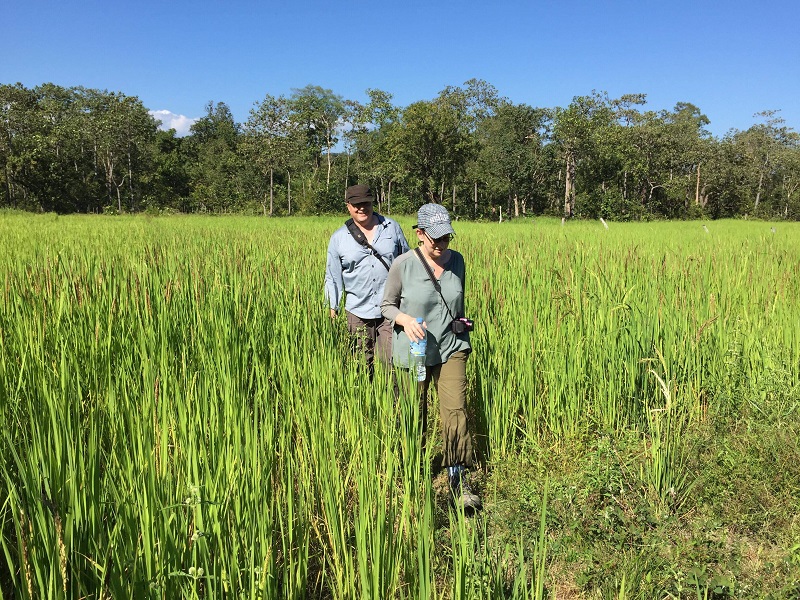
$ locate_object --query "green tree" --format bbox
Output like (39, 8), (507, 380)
(0, 84), (158, 213)
(735, 110), (793, 216)
(32, 84), (93, 212)
(88, 90), (158, 212)
(777, 132), (800, 218)
(434, 80), (499, 212)
(0, 83), (42, 210)
(662, 102), (712, 215)
(148, 129), (190, 211)
(288, 85), (345, 195)
(698, 134), (752, 218)
(186, 101), (244, 212)
(474, 101), (551, 217)
(552, 92), (615, 218)
(393, 95), (474, 205)
(350, 89), (401, 212)
(242, 94), (303, 216)
(614, 108), (672, 215)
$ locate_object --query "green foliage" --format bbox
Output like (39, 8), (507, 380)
(473, 102), (551, 217)
(185, 101), (246, 212)
(0, 83), (160, 213)
(2, 82), (800, 220)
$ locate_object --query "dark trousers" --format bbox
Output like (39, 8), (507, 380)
(345, 311), (392, 377)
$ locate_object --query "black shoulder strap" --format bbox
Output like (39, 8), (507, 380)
(345, 218), (390, 271)
(414, 247), (457, 321)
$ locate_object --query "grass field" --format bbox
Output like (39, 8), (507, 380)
(1, 212), (799, 599)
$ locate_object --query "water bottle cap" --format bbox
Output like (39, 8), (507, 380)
(416, 317), (423, 323)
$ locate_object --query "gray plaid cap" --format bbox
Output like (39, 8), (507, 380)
(414, 203), (455, 239)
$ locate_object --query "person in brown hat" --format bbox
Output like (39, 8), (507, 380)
(325, 185), (409, 377)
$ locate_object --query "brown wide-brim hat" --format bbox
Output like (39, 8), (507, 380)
(345, 184), (375, 204)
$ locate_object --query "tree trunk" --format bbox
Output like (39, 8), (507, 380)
(695, 163), (701, 206)
(754, 169), (765, 212)
(623, 170), (628, 201)
(564, 152), (575, 218)
(474, 181), (478, 215)
(514, 192), (520, 217)
(344, 149), (350, 198)
(699, 184), (710, 208)
(269, 168), (274, 217)
(326, 136), (332, 190)
(4, 164), (13, 208)
(287, 170), (292, 215)
(452, 184), (456, 213)
(784, 178), (799, 219)
(388, 180), (392, 215)
(127, 151), (134, 212)
(648, 182), (663, 204)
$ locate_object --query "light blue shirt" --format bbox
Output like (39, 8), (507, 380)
(325, 215), (410, 319)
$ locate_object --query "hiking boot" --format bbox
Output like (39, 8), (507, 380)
(449, 469), (482, 513)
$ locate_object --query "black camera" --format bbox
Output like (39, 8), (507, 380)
(451, 317), (474, 334)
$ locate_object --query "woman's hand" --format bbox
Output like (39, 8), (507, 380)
(397, 313), (427, 342)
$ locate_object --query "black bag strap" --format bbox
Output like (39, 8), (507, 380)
(345, 218), (390, 271)
(414, 247), (457, 322)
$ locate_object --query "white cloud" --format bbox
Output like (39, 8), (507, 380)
(150, 110), (197, 137)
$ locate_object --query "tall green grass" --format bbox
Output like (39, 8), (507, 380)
(1, 213), (798, 598)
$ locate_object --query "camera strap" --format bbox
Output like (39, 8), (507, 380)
(345, 218), (390, 271)
(414, 247), (457, 322)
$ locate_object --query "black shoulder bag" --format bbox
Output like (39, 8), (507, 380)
(345, 218), (390, 271)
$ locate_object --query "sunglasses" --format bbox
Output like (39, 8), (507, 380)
(350, 201), (373, 210)
(423, 231), (451, 245)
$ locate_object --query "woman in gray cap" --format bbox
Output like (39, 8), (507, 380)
(381, 203), (481, 512)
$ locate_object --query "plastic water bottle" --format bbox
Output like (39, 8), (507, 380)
(408, 317), (427, 382)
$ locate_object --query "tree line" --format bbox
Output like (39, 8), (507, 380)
(2, 80), (799, 219)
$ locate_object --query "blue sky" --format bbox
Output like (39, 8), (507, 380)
(4, 0), (798, 137)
